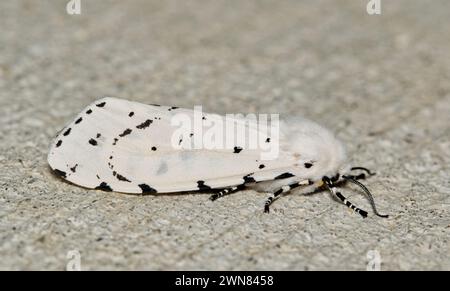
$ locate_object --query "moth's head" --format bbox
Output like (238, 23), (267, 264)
(316, 163), (353, 186)
(337, 163), (352, 178)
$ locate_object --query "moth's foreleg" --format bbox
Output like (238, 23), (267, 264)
(209, 184), (245, 201)
(346, 167), (376, 180)
(334, 191), (368, 218)
(342, 175), (389, 218)
(323, 177), (368, 218)
(264, 181), (309, 213)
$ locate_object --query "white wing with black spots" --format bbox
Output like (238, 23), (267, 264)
(48, 97), (313, 194)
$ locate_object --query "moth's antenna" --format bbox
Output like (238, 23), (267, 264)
(342, 176), (389, 218)
(323, 177), (368, 218)
(350, 167), (376, 176)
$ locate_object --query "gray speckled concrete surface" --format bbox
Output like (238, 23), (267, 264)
(1, 0), (449, 270)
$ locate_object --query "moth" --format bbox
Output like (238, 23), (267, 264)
(48, 97), (388, 218)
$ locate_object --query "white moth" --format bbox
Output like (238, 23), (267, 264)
(48, 97), (388, 218)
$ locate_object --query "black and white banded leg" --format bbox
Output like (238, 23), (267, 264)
(209, 184), (245, 201)
(323, 177), (368, 218)
(334, 190), (368, 218)
(264, 180), (310, 213)
(342, 175), (389, 218)
(345, 167), (376, 181)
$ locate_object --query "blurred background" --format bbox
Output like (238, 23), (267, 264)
(0, 0), (449, 270)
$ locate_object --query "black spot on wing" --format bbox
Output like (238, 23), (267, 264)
(86, 109), (92, 114)
(56, 140), (62, 147)
(128, 111), (134, 117)
(265, 138), (270, 143)
(96, 133), (101, 138)
(70, 164), (78, 173)
(53, 169), (67, 178)
(258, 164), (265, 169)
(233, 146), (243, 153)
(75, 117), (82, 124)
(112, 138), (118, 145)
(243, 174), (256, 184)
(304, 163), (313, 168)
(136, 119), (152, 129)
(96, 102), (106, 107)
(150, 104), (161, 107)
(139, 184), (157, 194)
(63, 128), (71, 136)
(197, 180), (212, 191)
(275, 172), (295, 179)
(151, 146), (157, 151)
(119, 128), (132, 137)
(89, 139), (98, 146)
(95, 182), (112, 192)
(116, 173), (131, 183)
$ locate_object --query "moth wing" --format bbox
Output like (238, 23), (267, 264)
(48, 97), (298, 193)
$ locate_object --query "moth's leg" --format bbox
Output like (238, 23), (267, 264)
(323, 177), (368, 218)
(333, 190), (368, 218)
(344, 173), (366, 180)
(347, 167), (376, 180)
(342, 175), (389, 218)
(209, 184), (245, 201)
(264, 180), (310, 213)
